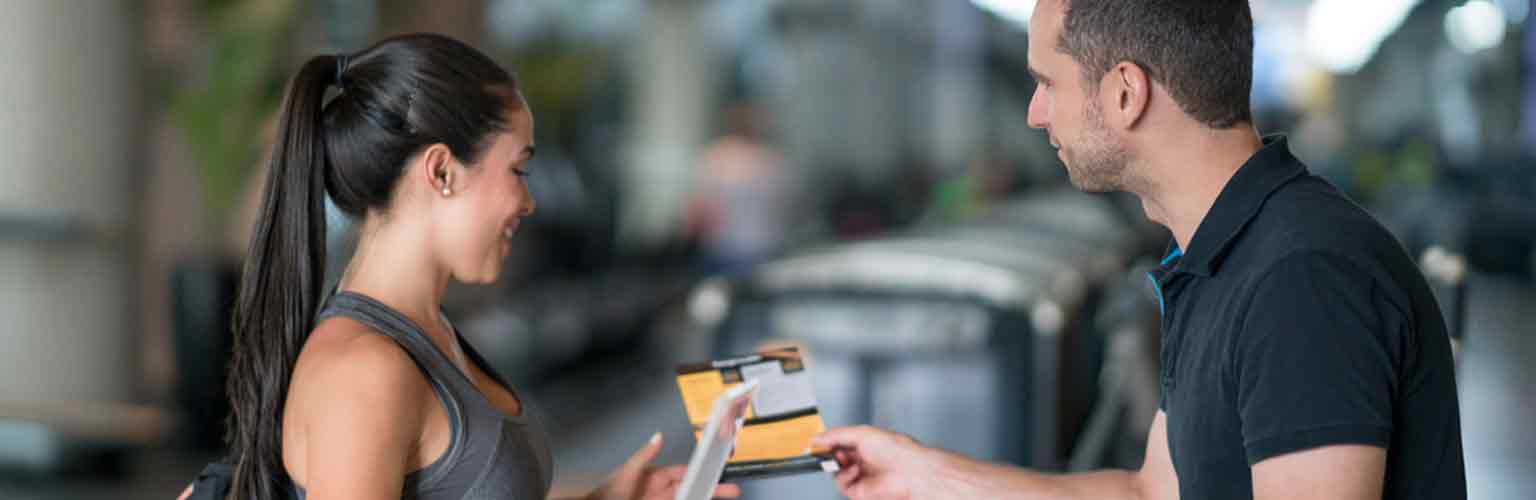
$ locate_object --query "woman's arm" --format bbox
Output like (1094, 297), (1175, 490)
(288, 331), (430, 499)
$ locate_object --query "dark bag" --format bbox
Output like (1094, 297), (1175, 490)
(186, 461), (234, 500)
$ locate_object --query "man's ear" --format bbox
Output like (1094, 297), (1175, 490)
(1106, 61), (1151, 130)
(419, 143), (455, 197)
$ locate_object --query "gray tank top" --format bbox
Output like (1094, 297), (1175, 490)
(292, 291), (553, 500)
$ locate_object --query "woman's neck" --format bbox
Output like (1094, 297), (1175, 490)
(337, 217), (451, 334)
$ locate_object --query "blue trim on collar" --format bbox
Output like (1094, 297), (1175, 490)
(1147, 271), (1167, 316)
(1161, 247), (1184, 267)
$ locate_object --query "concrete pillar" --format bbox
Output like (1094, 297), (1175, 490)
(844, 0), (920, 181)
(770, 0), (925, 186)
(0, 2), (141, 406)
(930, 0), (986, 173)
(1523, 5), (1536, 152)
(620, 0), (717, 248)
(771, 0), (859, 181)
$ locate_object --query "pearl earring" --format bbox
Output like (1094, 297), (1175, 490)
(442, 187), (452, 197)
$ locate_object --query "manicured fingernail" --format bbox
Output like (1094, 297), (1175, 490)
(650, 432), (662, 445)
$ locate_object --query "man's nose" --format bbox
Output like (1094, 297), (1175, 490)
(1026, 86), (1048, 130)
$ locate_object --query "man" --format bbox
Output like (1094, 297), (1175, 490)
(813, 1), (1467, 499)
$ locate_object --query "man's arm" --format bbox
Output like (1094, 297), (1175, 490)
(814, 411), (1179, 500)
(1236, 251), (1396, 499)
(1251, 445), (1385, 500)
(935, 411), (1178, 500)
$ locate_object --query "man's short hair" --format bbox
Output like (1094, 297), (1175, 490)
(1057, 0), (1254, 129)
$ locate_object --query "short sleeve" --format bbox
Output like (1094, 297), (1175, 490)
(1235, 251), (1399, 465)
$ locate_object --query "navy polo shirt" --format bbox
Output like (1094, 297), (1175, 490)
(1149, 137), (1466, 499)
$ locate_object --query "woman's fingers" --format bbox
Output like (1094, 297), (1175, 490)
(639, 466), (740, 499)
(614, 432), (666, 484)
(651, 464), (688, 483)
(641, 465), (685, 495)
(712, 483), (743, 498)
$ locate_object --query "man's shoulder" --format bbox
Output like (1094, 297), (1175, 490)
(1208, 173), (1435, 323)
(1237, 175), (1407, 277)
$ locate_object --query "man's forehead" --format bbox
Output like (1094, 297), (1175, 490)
(1028, 0), (1063, 40)
(1027, 4), (1062, 65)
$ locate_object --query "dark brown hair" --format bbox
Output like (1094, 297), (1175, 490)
(1057, 0), (1254, 129)
(226, 33), (521, 499)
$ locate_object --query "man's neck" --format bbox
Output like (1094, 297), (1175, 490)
(1134, 126), (1264, 252)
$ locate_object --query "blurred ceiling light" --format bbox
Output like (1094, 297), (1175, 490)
(1305, 0), (1422, 74)
(971, 0), (1037, 31)
(1446, 1), (1508, 53)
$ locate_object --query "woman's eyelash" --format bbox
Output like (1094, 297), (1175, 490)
(512, 168), (530, 177)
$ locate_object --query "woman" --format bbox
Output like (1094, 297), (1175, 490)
(180, 33), (741, 500)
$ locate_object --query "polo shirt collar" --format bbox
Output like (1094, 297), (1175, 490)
(1170, 135), (1307, 277)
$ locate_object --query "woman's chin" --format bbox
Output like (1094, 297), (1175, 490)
(456, 266), (502, 285)
(474, 271), (502, 284)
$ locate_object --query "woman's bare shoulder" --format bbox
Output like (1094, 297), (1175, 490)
(289, 316), (430, 418)
(284, 317), (429, 494)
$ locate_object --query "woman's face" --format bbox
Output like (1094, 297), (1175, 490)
(436, 107), (537, 284)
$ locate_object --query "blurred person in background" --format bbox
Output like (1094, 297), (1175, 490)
(685, 101), (791, 276)
(815, 1), (1465, 499)
(177, 33), (739, 500)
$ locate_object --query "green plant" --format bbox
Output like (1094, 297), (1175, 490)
(171, 0), (301, 243)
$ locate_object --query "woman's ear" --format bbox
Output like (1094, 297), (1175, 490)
(419, 143), (455, 197)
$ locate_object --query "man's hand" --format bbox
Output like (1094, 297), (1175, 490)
(812, 426), (967, 500)
(816, 418), (1177, 500)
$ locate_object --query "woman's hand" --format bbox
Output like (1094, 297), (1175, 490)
(587, 432), (742, 500)
(176, 484), (192, 500)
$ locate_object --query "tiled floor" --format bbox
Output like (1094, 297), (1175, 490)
(5, 275), (1533, 499)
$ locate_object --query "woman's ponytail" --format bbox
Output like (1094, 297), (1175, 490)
(225, 54), (340, 500)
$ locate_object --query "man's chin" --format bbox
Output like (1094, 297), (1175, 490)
(1071, 182), (1113, 194)
(1066, 171), (1117, 193)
